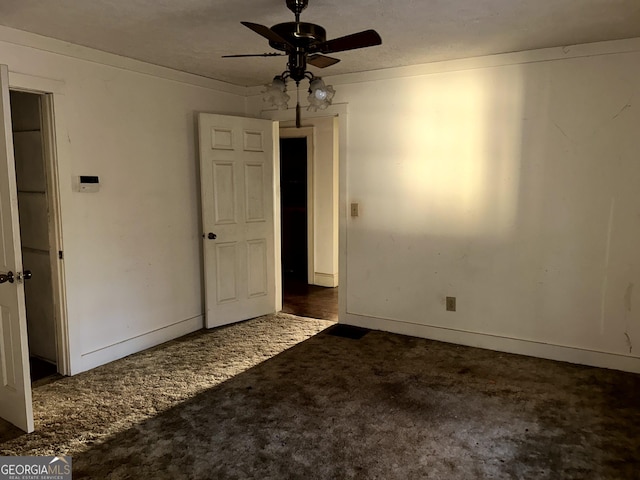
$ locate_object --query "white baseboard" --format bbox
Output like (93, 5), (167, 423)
(314, 272), (338, 288)
(342, 312), (640, 374)
(75, 315), (203, 374)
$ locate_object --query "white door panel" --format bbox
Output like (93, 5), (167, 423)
(0, 64), (34, 433)
(199, 114), (276, 328)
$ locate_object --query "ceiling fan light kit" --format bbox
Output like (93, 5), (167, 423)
(224, 0), (381, 126)
(307, 77), (335, 111)
(262, 76), (290, 110)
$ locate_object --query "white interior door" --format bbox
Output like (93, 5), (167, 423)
(198, 114), (277, 328)
(0, 64), (34, 433)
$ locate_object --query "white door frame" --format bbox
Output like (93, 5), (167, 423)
(9, 72), (71, 376)
(279, 126), (315, 285)
(261, 104), (347, 319)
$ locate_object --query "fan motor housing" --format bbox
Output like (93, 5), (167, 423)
(269, 22), (327, 51)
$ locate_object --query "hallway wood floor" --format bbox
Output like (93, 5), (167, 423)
(281, 279), (338, 321)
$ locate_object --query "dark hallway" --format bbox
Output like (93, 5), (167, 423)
(280, 136), (337, 322)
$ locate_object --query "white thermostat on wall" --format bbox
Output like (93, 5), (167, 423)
(79, 175), (100, 193)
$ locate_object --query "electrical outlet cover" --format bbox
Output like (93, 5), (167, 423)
(446, 296), (456, 311)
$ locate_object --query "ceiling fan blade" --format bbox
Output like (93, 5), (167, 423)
(241, 22), (293, 48)
(307, 54), (341, 68)
(314, 29), (382, 54)
(222, 53), (286, 58)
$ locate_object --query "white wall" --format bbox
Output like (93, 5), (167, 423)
(4, 24), (639, 375)
(333, 41), (640, 372)
(1, 27), (246, 374)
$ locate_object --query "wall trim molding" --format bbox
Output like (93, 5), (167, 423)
(0, 25), (245, 95)
(314, 272), (338, 288)
(342, 313), (640, 374)
(77, 314), (203, 374)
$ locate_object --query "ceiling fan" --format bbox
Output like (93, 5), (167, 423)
(223, 0), (382, 125)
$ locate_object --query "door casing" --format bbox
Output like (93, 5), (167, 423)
(261, 104), (347, 319)
(9, 72), (70, 376)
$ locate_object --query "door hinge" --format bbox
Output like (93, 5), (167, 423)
(58, 250), (64, 260)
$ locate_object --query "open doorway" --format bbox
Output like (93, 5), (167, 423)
(9, 90), (63, 384)
(280, 137), (308, 282)
(279, 130), (338, 321)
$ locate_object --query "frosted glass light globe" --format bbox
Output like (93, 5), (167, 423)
(307, 77), (335, 111)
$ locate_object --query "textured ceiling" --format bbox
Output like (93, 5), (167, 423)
(0, 0), (639, 87)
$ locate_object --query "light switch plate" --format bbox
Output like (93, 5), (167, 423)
(350, 203), (359, 217)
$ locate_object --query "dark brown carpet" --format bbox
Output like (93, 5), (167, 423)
(1, 313), (639, 479)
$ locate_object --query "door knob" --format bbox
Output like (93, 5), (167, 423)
(0, 271), (14, 284)
(208, 233), (217, 240)
(18, 270), (32, 282)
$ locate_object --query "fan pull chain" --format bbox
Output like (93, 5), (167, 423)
(296, 81), (301, 128)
